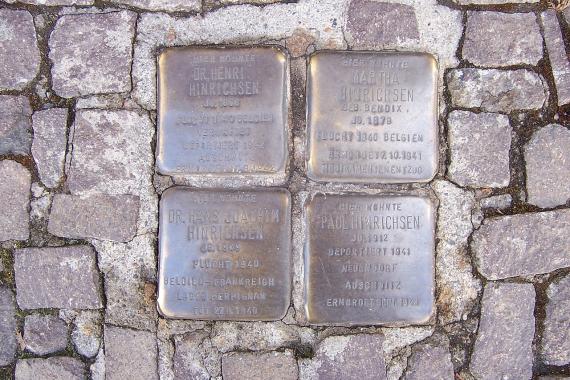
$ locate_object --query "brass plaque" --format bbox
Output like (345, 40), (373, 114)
(158, 187), (291, 320)
(156, 47), (288, 175)
(304, 193), (435, 325)
(306, 51), (438, 183)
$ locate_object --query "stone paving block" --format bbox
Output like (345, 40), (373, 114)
(31, 108), (68, 188)
(300, 334), (387, 380)
(71, 310), (102, 358)
(470, 282), (535, 380)
(541, 10), (570, 106)
(222, 351), (298, 380)
(48, 194), (139, 242)
(541, 274), (570, 366)
(24, 314), (68, 355)
(66, 109), (154, 195)
(0, 287), (17, 366)
(49, 11), (136, 98)
(346, 0), (419, 47)
(403, 336), (454, 380)
(463, 11), (542, 67)
(472, 209), (570, 279)
(5, 0), (92, 4)
(93, 235), (157, 332)
(447, 68), (548, 112)
(433, 180), (482, 324)
(448, 111), (511, 188)
(453, 0), (537, 3)
(110, 0), (200, 11)
(0, 160), (31, 241)
(0, 9), (40, 91)
(525, 124), (570, 208)
(15, 357), (85, 380)
(212, 321), (301, 353)
(104, 325), (158, 380)
(14, 246), (103, 310)
(174, 331), (221, 379)
(0, 95), (32, 156)
(480, 194), (512, 209)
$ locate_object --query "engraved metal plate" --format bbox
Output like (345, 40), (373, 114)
(158, 187), (291, 320)
(306, 51), (438, 183)
(304, 193), (435, 325)
(156, 46), (288, 175)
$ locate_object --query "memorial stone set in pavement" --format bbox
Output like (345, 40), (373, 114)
(0, 0), (569, 379)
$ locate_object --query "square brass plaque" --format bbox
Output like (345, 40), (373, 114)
(306, 51), (438, 183)
(304, 193), (435, 325)
(158, 187), (291, 320)
(156, 46), (288, 175)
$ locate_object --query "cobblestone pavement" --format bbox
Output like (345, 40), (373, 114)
(0, 0), (569, 379)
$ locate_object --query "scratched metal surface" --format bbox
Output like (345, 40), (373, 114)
(306, 51), (438, 183)
(304, 193), (435, 325)
(157, 187), (291, 320)
(156, 46), (288, 176)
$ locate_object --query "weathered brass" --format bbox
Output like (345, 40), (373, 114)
(306, 51), (438, 183)
(156, 46), (288, 175)
(158, 187), (291, 320)
(304, 193), (435, 325)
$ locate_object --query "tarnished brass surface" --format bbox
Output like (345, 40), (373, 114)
(307, 51), (438, 183)
(156, 46), (288, 175)
(304, 193), (435, 325)
(158, 187), (291, 320)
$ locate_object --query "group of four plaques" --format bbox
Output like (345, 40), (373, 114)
(156, 47), (438, 325)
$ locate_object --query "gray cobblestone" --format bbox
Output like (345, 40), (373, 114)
(541, 274), (570, 366)
(23, 314), (68, 355)
(110, 0), (200, 11)
(0, 160), (31, 241)
(463, 12), (542, 67)
(49, 11), (137, 98)
(453, 0), (538, 3)
(448, 111), (511, 188)
(470, 283), (535, 380)
(403, 336), (454, 380)
(222, 351), (298, 380)
(472, 209), (570, 279)
(541, 10), (570, 106)
(0, 9), (40, 91)
(525, 124), (570, 208)
(480, 194), (512, 209)
(0, 287), (17, 366)
(0, 95), (32, 156)
(173, 331), (221, 379)
(104, 325), (158, 380)
(6, 0), (92, 4)
(15, 357), (85, 380)
(48, 194), (139, 242)
(71, 311), (102, 358)
(15, 246), (103, 309)
(447, 68), (548, 112)
(31, 108), (68, 188)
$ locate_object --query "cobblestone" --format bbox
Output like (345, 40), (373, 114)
(6, 0), (92, 4)
(470, 283), (535, 380)
(31, 108), (68, 189)
(14, 246), (103, 309)
(525, 124), (570, 208)
(453, 0), (538, 3)
(173, 331), (221, 379)
(541, 274), (570, 366)
(300, 334), (387, 380)
(448, 111), (511, 188)
(463, 12), (542, 67)
(403, 335), (454, 380)
(0, 287), (17, 366)
(0, 160), (31, 241)
(0, 9), (40, 91)
(71, 311), (102, 358)
(212, 321), (302, 353)
(104, 325), (158, 380)
(15, 357), (85, 380)
(110, 0), (200, 11)
(346, 1), (419, 47)
(222, 351), (298, 380)
(0, 95), (32, 156)
(23, 314), (68, 355)
(49, 11), (137, 98)
(433, 180), (482, 324)
(472, 209), (570, 279)
(541, 10), (570, 106)
(48, 194), (140, 242)
(447, 68), (548, 112)
(480, 194), (512, 209)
